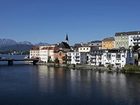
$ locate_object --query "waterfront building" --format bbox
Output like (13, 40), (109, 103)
(54, 41), (71, 64)
(39, 45), (56, 63)
(87, 49), (104, 66)
(102, 49), (134, 68)
(30, 46), (39, 59)
(73, 43), (82, 51)
(30, 45), (57, 63)
(88, 40), (102, 49)
(78, 46), (91, 53)
(102, 37), (115, 49)
(115, 31), (140, 49)
(67, 51), (87, 64)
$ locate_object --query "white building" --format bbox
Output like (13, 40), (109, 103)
(30, 46), (39, 59)
(39, 45), (56, 63)
(115, 31), (140, 49)
(67, 51), (87, 64)
(78, 46), (91, 53)
(88, 40), (102, 49)
(39, 47), (49, 63)
(87, 50), (103, 66)
(30, 45), (57, 63)
(102, 49), (134, 68)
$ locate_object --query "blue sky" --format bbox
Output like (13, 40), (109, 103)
(0, 0), (140, 44)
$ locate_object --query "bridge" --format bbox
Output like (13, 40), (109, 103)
(0, 58), (39, 65)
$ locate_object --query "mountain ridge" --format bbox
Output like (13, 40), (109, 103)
(0, 38), (49, 51)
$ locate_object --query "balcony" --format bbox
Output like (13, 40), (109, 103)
(133, 37), (140, 40)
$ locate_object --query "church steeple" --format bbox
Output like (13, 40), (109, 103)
(65, 34), (69, 43)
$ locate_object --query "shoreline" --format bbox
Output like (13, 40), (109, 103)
(36, 63), (140, 74)
(37, 62), (122, 72)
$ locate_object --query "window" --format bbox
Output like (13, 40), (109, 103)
(122, 55), (125, 57)
(107, 54), (111, 59)
(116, 54), (121, 59)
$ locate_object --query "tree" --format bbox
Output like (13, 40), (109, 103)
(48, 56), (52, 63)
(62, 55), (67, 64)
(107, 64), (113, 71)
(132, 44), (139, 52)
(54, 58), (59, 64)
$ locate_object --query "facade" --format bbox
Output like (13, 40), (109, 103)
(30, 46), (39, 59)
(102, 37), (115, 49)
(88, 40), (102, 49)
(30, 45), (57, 63)
(78, 46), (91, 53)
(39, 45), (56, 63)
(54, 50), (67, 64)
(39, 47), (49, 63)
(128, 32), (140, 47)
(67, 51), (87, 64)
(115, 31), (140, 49)
(54, 41), (71, 64)
(102, 49), (134, 68)
(87, 50), (103, 66)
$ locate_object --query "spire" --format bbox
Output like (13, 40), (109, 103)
(65, 34), (69, 42)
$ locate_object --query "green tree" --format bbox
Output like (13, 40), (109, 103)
(107, 64), (113, 71)
(48, 56), (52, 63)
(54, 58), (59, 64)
(62, 55), (67, 64)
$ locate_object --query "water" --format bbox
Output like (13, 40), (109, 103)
(0, 65), (140, 105)
(0, 55), (140, 105)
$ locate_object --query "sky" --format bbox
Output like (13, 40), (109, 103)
(0, 0), (140, 44)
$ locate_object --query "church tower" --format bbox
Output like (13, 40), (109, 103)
(65, 34), (69, 43)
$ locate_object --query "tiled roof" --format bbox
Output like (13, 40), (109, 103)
(102, 37), (114, 41)
(58, 42), (71, 49)
(31, 46), (39, 50)
(41, 47), (58, 50)
(90, 40), (102, 43)
(115, 31), (140, 36)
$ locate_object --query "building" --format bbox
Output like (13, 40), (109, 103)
(102, 49), (134, 68)
(30, 45), (57, 63)
(115, 31), (140, 49)
(30, 46), (39, 59)
(67, 51), (87, 64)
(88, 40), (102, 49)
(54, 41), (71, 64)
(102, 37), (115, 49)
(87, 49), (104, 66)
(39, 45), (56, 63)
(78, 46), (91, 53)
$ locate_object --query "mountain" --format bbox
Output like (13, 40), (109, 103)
(0, 39), (33, 51)
(0, 38), (50, 51)
(35, 42), (49, 46)
(0, 39), (17, 47)
(18, 41), (32, 45)
(0, 44), (33, 51)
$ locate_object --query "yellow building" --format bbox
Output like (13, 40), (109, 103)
(102, 37), (115, 49)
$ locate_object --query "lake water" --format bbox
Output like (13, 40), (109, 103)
(0, 64), (140, 105)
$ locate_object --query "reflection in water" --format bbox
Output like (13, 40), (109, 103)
(0, 65), (140, 105)
(37, 66), (55, 93)
(95, 72), (128, 104)
(35, 66), (140, 105)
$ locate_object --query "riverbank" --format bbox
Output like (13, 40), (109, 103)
(36, 63), (140, 74)
(36, 62), (122, 73)
(122, 64), (140, 74)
